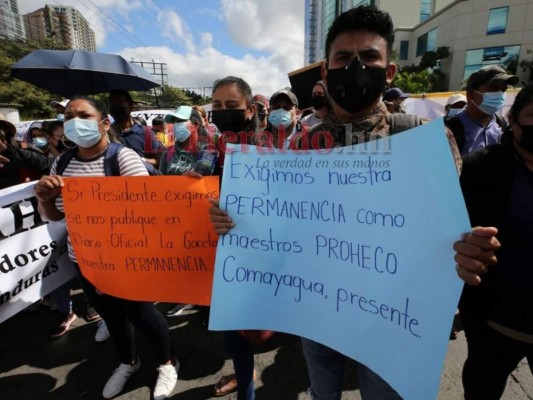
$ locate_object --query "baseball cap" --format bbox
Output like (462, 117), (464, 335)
(253, 94), (269, 108)
(270, 88), (298, 108)
(49, 99), (69, 108)
(446, 94), (467, 106)
(466, 65), (520, 90)
(164, 105), (193, 123)
(383, 88), (410, 102)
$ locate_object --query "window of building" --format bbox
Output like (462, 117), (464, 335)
(487, 7), (509, 35)
(463, 45), (520, 83)
(400, 41), (409, 60)
(341, 0), (372, 10)
(416, 28), (436, 57)
(417, 34), (427, 57)
(428, 29), (437, 51)
(420, 0), (432, 22)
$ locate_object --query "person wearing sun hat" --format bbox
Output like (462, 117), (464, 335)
(159, 106), (216, 175)
(160, 105), (217, 322)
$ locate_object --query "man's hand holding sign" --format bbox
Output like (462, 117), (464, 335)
(208, 118), (499, 400)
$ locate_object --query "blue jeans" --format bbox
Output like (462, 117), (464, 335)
(224, 331), (255, 400)
(301, 338), (402, 400)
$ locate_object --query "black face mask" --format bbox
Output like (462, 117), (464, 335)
(54, 141), (66, 152)
(109, 105), (130, 123)
(517, 123), (533, 154)
(311, 95), (327, 110)
(326, 57), (387, 114)
(212, 109), (247, 133)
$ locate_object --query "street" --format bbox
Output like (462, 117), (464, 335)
(0, 292), (531, 400)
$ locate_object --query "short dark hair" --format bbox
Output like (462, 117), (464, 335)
(109, 89), (134, 106)
(46, 120), (64, 134)
(69, 95), (108, 120)
(152, 116), (164, 126)
(325, 5), (395, 62)
(212, 76), (253, 107)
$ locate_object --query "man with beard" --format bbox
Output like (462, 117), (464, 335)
(108, 89), (164, 168)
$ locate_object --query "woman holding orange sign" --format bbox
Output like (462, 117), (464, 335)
(34, 96), (178, 400)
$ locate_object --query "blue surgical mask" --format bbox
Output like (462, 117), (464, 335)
(174, 122), (191, 142)
(56, 114), (65, 121)
(33, 137), (49, 150)
(447, 108), (462, 117)
(64, 118), (103, 148)
(268, 109), (292, 129)
(473, 90), (506, 115)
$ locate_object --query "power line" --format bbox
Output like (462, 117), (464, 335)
(46, 0), (132, 49)
(81, 0), (205, 88)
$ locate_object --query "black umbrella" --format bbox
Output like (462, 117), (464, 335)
(10, 49), (160, 97)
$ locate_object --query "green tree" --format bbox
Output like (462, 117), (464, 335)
(130, 85), (210, 109)
(0, 39), (68, 120)
(393, 46), (450, 93)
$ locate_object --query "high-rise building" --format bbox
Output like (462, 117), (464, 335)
(23, 4), (96, 51)
(304, 0), (533, 90)
(305, 0), (376, 64)
(0, 0), (25, 40)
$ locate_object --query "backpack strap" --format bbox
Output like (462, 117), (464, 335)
(55, 143), (123, 176)
(54, 148), (77, 176)
(494, 112), (509, 134)
(103, 142), (123, 176)
(389, 113), (422, 134)
(444, 116), (465, 153)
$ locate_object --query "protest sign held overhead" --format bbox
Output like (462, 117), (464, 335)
(209, 118), (470, 400)
(62, 176), (219, 305)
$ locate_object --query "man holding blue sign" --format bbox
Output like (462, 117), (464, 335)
(210, 5), (500, 400)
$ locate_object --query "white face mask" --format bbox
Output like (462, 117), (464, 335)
(64, 118), (103, 148)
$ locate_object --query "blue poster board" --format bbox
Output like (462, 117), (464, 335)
(210, 118), (470, 399)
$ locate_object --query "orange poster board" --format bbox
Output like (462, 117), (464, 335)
(62, 176), (219, 305)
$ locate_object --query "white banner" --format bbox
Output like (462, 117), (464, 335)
(0, 182), (75, 323)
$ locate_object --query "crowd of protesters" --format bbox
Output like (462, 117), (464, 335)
(1, 4), (531, 400)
